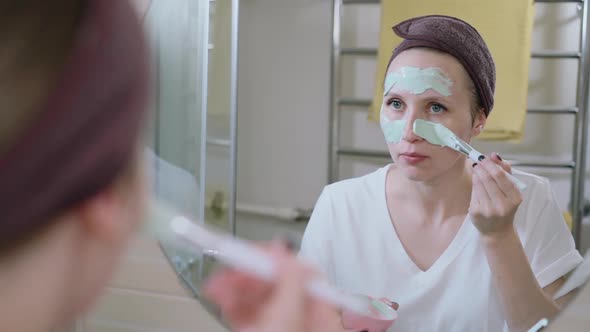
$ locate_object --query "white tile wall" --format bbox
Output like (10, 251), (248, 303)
(74, 235), (227, 332)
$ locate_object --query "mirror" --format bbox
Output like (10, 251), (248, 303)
(142, 0), (590, 331)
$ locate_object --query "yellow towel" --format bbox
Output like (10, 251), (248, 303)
(370, 1), (535, 142)
(564, 211), (573, 231)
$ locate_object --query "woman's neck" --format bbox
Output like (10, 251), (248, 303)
(0, 217), (78, 332)
(387, 159), (473, 223)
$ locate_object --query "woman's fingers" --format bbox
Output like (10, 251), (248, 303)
(472, 164), (494, 204)
(470, 163), (482, 209)
(477, 158), (522, 205)
(470, 154), (523, 235)
(378, 297), (400, 311)
(204, 268), (273, 327)
(256, 250), (310, 332)
(491, 152), (511, 173)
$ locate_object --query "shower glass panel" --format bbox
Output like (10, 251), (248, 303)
(144, 0), (238, 319)
(145, 0), (208, 304)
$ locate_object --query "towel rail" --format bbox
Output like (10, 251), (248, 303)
(337, 148), (388, 159)
(340, 47), (582, 59)
(510, 161), (576, 168)
(342, 0), (380, 4)
(339, 98), (579, 115)
(527, 106), (579, 114)
(536, 0), (583, 3)
(341, 48), (378, 56)
(206, 138), (232, 147)
(329, 0), (590, 248)
(337, 148), (577, 169)
(339, 98), (372, 107)
(532, 51), (582, 58)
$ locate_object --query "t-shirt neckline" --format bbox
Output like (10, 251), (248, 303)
(376, 164), (477, 278)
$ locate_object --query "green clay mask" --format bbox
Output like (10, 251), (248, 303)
(383, 66), (453, 97)
(380, 115), (443, 144)
(380, 67), (453, 144)
(380, 108), (406, 143)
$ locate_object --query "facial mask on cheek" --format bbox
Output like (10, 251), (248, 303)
(380, 108), (406, 143)
(384, 66), (453, 96)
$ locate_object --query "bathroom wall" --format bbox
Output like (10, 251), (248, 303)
(76, 234), (227, 332)
(55, 236), (226, 332)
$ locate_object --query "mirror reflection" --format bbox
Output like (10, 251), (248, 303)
(64, 0), (590, 331)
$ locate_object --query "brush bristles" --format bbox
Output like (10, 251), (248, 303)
(413, 120), (444, 146)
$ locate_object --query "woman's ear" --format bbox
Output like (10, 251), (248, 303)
(472, 110), (487, 137)
(130, 0), (152, 21)
(76, 185), (132, 246)
(76, 157), (147, 246)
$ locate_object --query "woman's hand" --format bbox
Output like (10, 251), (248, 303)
(469, 152), (523, 238)
(203, 243), (346, 332)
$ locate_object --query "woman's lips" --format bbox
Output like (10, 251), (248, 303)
(399, 152), (428, 164)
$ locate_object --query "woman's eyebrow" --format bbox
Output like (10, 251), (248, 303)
(422, 95), (453, 104)
(383, 92), (404, 99)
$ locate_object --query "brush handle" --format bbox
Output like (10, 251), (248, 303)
(506, 173), (528, 192)
(170, 218), (369, 315)
(468, 150), (484, 162)
(215, 238), (370, 314)
(468, 148), (527, 192)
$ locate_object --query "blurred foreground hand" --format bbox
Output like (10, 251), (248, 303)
(203, 243), (346, 332)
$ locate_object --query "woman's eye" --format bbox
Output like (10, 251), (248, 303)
(430, 103), (447, 113)
(390, 99), (403, 110)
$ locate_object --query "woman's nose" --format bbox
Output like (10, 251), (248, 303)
(401, 113), (423, 143)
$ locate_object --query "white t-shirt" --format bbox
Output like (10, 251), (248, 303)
(299, 165), (582, 332)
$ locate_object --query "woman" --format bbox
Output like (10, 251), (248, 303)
(0, 1), (330, 331)
(297, 15), (582, 332)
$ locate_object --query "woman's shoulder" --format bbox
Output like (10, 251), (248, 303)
(305, 165), (390, 239)
(511, 168), (554, 200)
(322, 165), (389, 200)
(511, 168), (564, 232)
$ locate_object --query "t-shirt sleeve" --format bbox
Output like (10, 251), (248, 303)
(523, 179), (583, 288)
(298, 186), (335, 278)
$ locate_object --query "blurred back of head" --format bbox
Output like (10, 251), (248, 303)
(0, 0), (82, 155)
(0, 2), (151, 329)
(0, 0), (149, 250)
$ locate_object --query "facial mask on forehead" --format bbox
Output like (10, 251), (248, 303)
(383, 66), (453, 97)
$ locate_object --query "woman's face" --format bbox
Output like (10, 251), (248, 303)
(381, 48), (485, 182)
